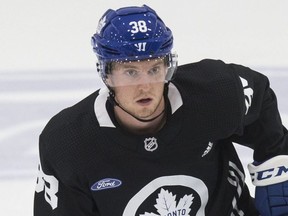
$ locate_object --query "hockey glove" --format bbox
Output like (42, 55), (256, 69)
(248, 155), (288, 216)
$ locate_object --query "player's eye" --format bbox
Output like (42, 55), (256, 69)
(124, 69), (139, 78)
(148, 66), (160, 75)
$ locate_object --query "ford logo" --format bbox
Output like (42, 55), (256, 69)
(91, 178), (122, 191)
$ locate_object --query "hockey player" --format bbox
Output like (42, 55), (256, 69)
(34, 4), (288, 216)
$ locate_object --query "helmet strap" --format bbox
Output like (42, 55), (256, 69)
(107, 84), (168, 123)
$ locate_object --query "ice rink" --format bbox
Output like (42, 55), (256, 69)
(1, 0), (288, 215)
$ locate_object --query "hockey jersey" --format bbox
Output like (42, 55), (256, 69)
(34, 59), (288, 215)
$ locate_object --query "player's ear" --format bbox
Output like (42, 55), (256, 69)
(105, 71), (117, 87)
(105, 77), (113, 87)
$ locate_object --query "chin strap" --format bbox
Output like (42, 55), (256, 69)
(108, 83), (169, 123)
(108, 93), (165, 123)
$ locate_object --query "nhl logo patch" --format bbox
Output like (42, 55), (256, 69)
(144, 137), (158, 152)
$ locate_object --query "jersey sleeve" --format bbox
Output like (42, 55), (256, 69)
(34, 134), (99, 216)
(229, 63), (288, 162)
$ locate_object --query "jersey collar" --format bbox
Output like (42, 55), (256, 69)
(94, 83), (183, 128)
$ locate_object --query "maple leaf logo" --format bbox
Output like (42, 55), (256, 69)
(140, 188), (194, 216)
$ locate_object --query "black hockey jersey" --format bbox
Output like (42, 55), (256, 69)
(34, 59), (288, 215)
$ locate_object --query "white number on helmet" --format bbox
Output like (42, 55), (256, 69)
(129, 20), (148, 34)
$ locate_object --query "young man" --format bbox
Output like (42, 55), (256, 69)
(34, 5), (288, 216)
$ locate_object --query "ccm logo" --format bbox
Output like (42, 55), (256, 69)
(91, 178), (122, 191)
(251, 166), (288, 181)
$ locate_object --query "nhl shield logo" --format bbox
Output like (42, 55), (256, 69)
(144, 137), (158, 152)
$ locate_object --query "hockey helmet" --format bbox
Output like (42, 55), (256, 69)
(91, 5), (177, 84)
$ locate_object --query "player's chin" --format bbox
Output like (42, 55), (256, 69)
(136, 107), (157, 119)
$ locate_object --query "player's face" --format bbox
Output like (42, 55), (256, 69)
(107, 58), (167, 119)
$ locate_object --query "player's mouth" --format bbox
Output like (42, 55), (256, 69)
(136, 98), (153, 106)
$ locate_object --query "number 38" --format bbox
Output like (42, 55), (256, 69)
(129, 20), (148, 33)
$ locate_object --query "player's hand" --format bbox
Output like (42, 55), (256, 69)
(255, 180), (288, 216)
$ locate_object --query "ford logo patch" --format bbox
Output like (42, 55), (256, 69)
(91, 178), (122, 191)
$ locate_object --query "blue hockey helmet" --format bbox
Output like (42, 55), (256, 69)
(91, 5), (177, 82)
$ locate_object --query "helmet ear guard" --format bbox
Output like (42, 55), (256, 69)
(91, 4), (177, 84)
(165, 53), (178, 81)
(96, 61), (111, 86)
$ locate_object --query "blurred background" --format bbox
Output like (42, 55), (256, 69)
(1, 0), (288, 215)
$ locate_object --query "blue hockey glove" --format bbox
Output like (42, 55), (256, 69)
(248, 155), (288, 216)
(255, 181), (288, 216)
